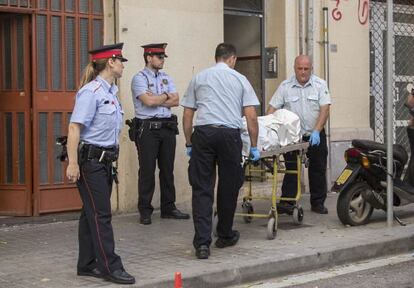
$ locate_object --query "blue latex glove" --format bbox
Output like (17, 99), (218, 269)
(309, 130), (320, 146)
(186, 146), (192, 157)
(249, 147), (260, 162)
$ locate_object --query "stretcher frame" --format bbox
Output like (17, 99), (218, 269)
(236, 142), (309, 239)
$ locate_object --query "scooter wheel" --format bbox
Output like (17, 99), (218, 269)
(337, 182), (374, 226)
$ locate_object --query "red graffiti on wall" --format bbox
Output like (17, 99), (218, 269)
(358, 0), (369, 25)
(331, 0), (370, 25)
(332, 0), (347, 21)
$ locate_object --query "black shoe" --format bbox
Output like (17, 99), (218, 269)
(139, 215), (151, 225)
(77, 267), (103, 279)
(277, 201), (295, 215)
(161, 208), (190, 220)
(195, 245), (210, 259)
(215, 230), (240, 248)
(104, 269), (135, 285)
(311, 205), (328, 214)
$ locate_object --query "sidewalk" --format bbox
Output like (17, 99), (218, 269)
(1, 192), (414, 288)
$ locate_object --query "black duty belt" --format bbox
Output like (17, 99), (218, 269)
(83, 144), (119, 163)
(136, 116), (177, 130)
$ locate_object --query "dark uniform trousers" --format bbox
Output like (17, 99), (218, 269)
(282, 129), (328, 207)
(134, 120), (177, 217)
(189, 126), (244, 249)
(77, 159), (123, 275)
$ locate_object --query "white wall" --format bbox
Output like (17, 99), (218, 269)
(104, 0), (372, 211)
(114, 0), (223, 212)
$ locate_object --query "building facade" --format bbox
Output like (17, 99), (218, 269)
(0, 0), (375, 215)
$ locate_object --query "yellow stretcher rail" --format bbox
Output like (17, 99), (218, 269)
(234, 142), (309, 240)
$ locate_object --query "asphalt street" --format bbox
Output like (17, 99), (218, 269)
(233, 253), (414, 288)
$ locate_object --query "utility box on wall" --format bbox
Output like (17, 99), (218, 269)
(265, 47), (278, 78)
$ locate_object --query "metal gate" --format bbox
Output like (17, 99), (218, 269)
(370, 0), (414, 150)
(0, 14), (32, 216)
(0, 0), (104, 215)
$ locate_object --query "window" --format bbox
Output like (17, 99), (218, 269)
(35, 0), (103, 91)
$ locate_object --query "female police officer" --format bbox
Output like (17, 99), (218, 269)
(66, 43), (135, 285)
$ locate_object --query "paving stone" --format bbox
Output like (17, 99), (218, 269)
(0, 192), (414, 287)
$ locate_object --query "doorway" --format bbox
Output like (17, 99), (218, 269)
(0, 0), (104, 216)
(224, 0), (264, 114)
(0, 13), (32, 215)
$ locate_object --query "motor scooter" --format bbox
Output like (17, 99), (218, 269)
(332, 126), (414, 226)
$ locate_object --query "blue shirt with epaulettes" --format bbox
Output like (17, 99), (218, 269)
(131, 67), (177, 119)
(269, 74), (331, 134)
(70, 76), (124, 147)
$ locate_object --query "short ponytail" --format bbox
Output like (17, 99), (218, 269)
(78, 58), (109, 89)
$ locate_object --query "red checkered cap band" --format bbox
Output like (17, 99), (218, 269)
(91, 49), (122, 60)
(144, 48), (165, 54)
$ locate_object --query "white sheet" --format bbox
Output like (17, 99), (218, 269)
(241, 109), (301, 157)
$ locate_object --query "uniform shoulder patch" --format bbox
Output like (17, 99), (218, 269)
(81, 80), (102, 93)
(93, 83), (102, 93)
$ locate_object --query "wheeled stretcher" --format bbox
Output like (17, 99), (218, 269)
(236, 142), (309, 239)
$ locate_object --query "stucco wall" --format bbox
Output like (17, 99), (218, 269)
(325, 0), (370, 131)
(264, 0), (370, 185)
(113, 0), (223, 212)
(264, 0), (287, 107)
(323, 0), (371, 182)
(104, 0), (371, 211)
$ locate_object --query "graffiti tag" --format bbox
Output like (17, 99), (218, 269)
(331, 0), (369, 25)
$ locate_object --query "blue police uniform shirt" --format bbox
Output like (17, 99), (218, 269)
(269, 74), (331, 134)
(181, 62), (260, 129)
(131, 67), (177, 119)
(70, 76), (124, 147)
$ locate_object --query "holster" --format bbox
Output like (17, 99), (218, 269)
(126, 118), (140, 142)
(79, 143), (119, 165)
(168, 114), (179, 135)
(56, 136), (68, 162)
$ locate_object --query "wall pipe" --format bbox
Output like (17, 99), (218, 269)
(306, 0), (314, 58)
(322, 7), (332, 189)
(298, 0), (305, 54)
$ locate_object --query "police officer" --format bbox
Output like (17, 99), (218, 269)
(267, 55), (331, 214)
(131, 43), (189, 225)
(66, 43), (135, 284)
(182, 43), (260, 259)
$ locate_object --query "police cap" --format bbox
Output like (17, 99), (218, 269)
(141, 43), (168, 57)
(89, 42), (128, 62)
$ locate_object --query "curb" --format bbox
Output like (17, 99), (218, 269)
(137, 233), (414, 288)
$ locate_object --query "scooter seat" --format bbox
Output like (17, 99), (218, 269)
(352, 139), (408, 166)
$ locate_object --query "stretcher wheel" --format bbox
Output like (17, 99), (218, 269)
(242, 202), (254, 223)
(292, 206), (304, 225)
(267, 217), (277, 240)
(212, 211), (218, 237)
